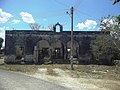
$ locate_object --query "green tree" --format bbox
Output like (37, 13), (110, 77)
(0, 37), (3, 50)
(115, 15), (120, 25)
(100, 15), (114, 31)
(100, 15), (120, 50)
(90, 35), (120, 65)
(113, 0), (120, 5)
(100, 15), (120, 31)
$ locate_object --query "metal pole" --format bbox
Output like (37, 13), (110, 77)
(70, 7), (74, 70)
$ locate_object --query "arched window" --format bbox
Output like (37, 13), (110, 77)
(53, 22), (63, 32)
(56, 25), (60, 32)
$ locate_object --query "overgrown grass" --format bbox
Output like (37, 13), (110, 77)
(0, 63), (120, 81)
(0, 64), (68, 73)
(68, 65), (120, 81)
(0, 64), (38, 73)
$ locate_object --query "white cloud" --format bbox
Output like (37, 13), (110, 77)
(102, 19), (114, 24)
(76, 20), (97, 30)
(0, 8), (13, 23)
(0, 26), (9, 47)
(20, 12), (35, 23)
(12, 19), (20, 24)
(0, 26), (9, 31)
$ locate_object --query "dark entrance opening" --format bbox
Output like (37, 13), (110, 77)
(54, 48), (61, 59)
(16, 46), (24, 60)
(38, 48), (49, 63)
(67, 48), (71, 59)
(42, 48), (49, 58)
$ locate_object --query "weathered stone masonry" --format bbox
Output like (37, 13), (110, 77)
(4, 23), (105, 64)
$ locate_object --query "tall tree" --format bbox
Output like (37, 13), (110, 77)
(100, 15), (114, 31)
(29, 23), (41, 30)
(115, 15), (120, 25)
(90, 35), (120, 65)
(113, 0), (120, 5)
(0, 38), (3, 50)
(100, 15), (120, 50)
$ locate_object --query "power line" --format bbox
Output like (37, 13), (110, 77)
(38, 9), (68, 18)
(54, 0), (69, 8)
(75, 14), (100, 29)
(75, 10), (100, 30)
(74, 0), (83, 10)
(75, 9), (99, 20)
(40, 12), (66, 18)
(76, 13), (99, 22)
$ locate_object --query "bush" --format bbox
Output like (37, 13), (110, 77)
(113, 60), (120, 66)
(24, 55), (34, 64)
(4, 55), (18, 64)
(90, 35), (120, 65)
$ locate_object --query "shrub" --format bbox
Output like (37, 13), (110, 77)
(90, 35), (120, 65)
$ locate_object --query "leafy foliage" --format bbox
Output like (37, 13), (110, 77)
(113, 0), (120, 5)
(100, 15), (120, 31)
(115, 14), (120, 25)
(100, 15), (120, 50)
(90, 35), (120, 65)
(100, 15), (114, 31)
(0, 37), (3, 50)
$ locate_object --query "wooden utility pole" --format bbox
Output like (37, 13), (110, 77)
(66, 6), (74, 70)
(70, 7), (74, 70)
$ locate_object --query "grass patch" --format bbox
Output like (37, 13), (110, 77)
(68, 65), (120, 81)
(0, 64), (39, 73)
(0, 64), (120, 81)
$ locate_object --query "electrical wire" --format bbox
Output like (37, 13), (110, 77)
(38, 9), (68, 18)
(75, 10), (100, 31)
(40, 13), (66, 18)
(54, 0), (70, 8)
(74, 0), (83, 11)
(75, 9), (99, 21)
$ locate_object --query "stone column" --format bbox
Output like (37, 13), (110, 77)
(33, 46), (38, 64)
(77, 47), (79, 59)
(78, 42), (81, 60)
(64, 45), (67, 60)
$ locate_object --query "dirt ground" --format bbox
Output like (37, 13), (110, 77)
(0, 57), (4, 64)
(27, 65), (120, 90)
(0, 58), (120, 90)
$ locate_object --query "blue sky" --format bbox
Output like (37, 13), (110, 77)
(0, 0), (120, 46)
(0, 0), (120, 30)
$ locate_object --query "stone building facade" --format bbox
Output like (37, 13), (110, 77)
(5, 23), (105, 64)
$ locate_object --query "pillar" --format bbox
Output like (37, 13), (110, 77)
(33, 46), (38, 64)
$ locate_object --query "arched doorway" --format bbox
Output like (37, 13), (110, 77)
(53, 22), (63, 32)
(51, 40), (64, 59)
(37, 40), (50, 63)
(15, 45), (24, 60)
(67, 41), (79, 59)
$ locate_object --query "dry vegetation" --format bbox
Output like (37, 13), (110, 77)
(0, 58), (120, 90)
(0, 60), (120, 81)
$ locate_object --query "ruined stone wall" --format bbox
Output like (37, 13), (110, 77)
(5, 30), (106, 64)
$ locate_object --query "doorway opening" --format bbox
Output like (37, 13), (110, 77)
(54, 48), (61, 59)
(38, 48), (49, 59)
(16, 46), (24, 60)
(67, 48), (71, 59)
(42, 48), (49, 58)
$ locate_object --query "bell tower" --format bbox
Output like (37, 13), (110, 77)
(53, 22), (63, 32)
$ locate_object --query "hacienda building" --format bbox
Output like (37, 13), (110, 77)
(4, 22), (107, 64)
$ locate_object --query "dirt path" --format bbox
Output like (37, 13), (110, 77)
(0, 69), (69, 90)
(0, 57), (4, 64)
(28, 68), (120, 90)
